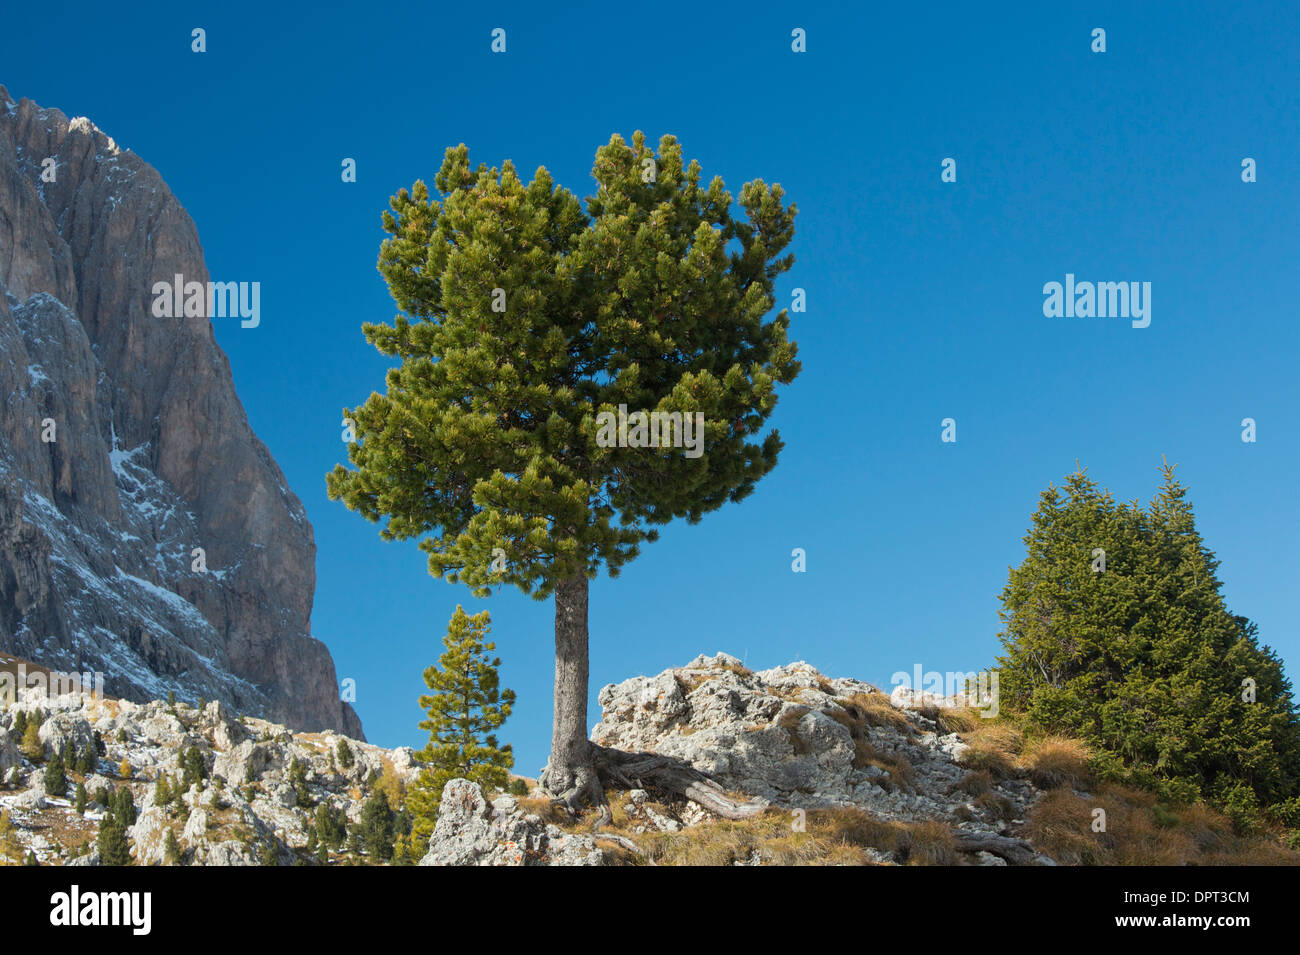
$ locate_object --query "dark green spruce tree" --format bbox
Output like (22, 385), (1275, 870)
(328, 132), (799, 807)
(163, 827), (182, 865)
(407, 606), (514, 845)
(359, 789), (396, 861)
(996, 464), (1300, 817)
(97, 816), (130, 866)
(43, 750), (67, 797)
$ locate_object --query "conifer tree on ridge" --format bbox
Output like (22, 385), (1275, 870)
(328, 132), (799, 807)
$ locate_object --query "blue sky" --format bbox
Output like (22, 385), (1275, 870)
(3, 1), (1297, 773)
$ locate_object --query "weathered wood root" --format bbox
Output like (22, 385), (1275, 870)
(542, 762), (606, 817)
(591, 745), (769, 820)
(952, 831), (1051, 866)
(592, 832), (645, 855)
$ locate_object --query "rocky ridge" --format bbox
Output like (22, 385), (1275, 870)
(440, 652), (1054, 865)
(1, 652), (1056, 866)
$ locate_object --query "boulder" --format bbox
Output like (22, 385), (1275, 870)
(419, 779), (603, 866)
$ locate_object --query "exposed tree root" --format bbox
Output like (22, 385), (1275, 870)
(591, 744), (770, 820)
(592, 832), (645, 856)
(952, 831), (1051, 866)
(541, 761), (606, 818)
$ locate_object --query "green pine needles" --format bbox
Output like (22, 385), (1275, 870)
(996, 463), (1300, 820)
(408, 606), (516, 843)
(327, 131), (798, 597)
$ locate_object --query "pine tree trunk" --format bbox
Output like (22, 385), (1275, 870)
(541, 572), (603, 809)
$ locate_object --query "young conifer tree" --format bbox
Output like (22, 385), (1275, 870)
(44, 750), (67, 797)
(328, 133), (799, 806)
(97, 816), (130, 866)
(407, 606), (515, 843)
(164, 827), (182, 865)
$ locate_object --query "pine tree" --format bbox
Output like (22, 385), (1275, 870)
(74, 782), (87, 815)
(407, 607), (515, 844)
(12, 709), (26, 736)
(359, 789), (395, 860)
(44, 750), (66, 797)
(154, 774), (172, 807)
(114, 787), (137, 827)
(314, 803), (346, 850)
(23, 849), (37, 866)
(97, 817), (130, 865)
(327, 133), (799, 807)
(163, 828), (182, 865)
(336, 739), (354, 770)
(118, 756), (131, 779)
(75, 740), (96, 775)
(288, 757), (312, 807)
(996, 464), (1300, 816)
(181, 746), (206, 788)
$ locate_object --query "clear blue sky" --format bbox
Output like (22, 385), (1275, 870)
(4, 1), (1297, 773)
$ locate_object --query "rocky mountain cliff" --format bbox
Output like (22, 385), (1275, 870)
(0, 86), (360, 736)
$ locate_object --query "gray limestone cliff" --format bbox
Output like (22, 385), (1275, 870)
(0, 85), (362, 737)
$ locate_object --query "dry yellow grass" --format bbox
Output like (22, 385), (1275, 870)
(514, 794), (572, 826)
(1025, 782), (1300, 866)
(928, 706), (982, 734)
(588, 805), (969, 866)
(1018, 735), (1092, 790)
(837, 692), (913, 735)
(955, 769), (994, 795)
(894, 819), (960, 865)
(955, 721), (1023, 778)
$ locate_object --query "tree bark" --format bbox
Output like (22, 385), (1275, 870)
(540, 572), (604, 809)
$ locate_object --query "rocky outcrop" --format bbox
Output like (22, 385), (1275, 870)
(431, 654), (1055, 866)
(591, 654), (1047, 844)
(594, 654), (981, 816)
(419, 779), (603, 866)
(0, 86), (360, 736)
